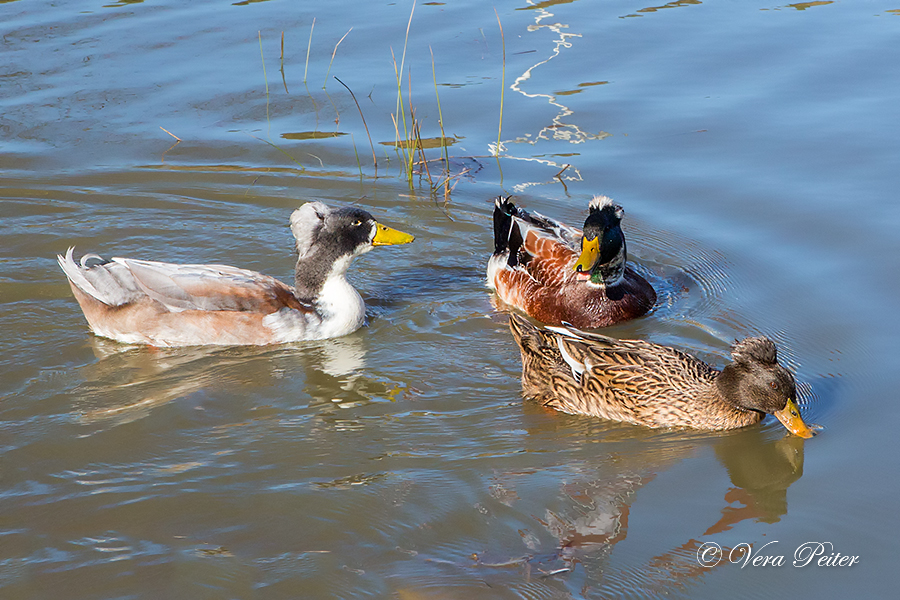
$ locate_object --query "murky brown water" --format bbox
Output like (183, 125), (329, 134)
(2, 1), (898, 598)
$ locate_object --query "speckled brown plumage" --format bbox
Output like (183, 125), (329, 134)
(508, 314), (814, 436)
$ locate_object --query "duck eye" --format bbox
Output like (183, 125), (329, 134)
(770, 381), (778, 390)
(352, 219), (363, 227)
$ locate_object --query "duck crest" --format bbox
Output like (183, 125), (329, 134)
(291, 201), (328, 258)
(731, 336), (778, 365)
(588, 195), (622, 218)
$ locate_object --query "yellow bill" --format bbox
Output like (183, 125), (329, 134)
(574, 235), (600, 273)
(773, 398), (814, 438)
(372, 222), (415, 246)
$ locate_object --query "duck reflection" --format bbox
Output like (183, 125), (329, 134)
(73, 333), (372, 427)
(484, 414), (805, 588)
(632, 431), (806, 590)
(706, 428), (804, 533)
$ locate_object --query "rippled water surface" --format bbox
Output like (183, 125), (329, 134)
(2, 1), (898, 598)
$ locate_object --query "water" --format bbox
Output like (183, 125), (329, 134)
(2, 1), (898, 597)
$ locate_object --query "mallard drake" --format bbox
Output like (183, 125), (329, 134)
(508, 313), (814, 437)
(58, 202), (414, 346)
(487, 196), (656, 328)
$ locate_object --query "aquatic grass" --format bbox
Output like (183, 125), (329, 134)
(394, 0), (417, 142)
(334, 76), (378, 174)
(389, 46), (475, 197)
(244, 132), (306, 172)
(390, 47), (417, 188)
(390, 49), (410, 158)
(279, 31), (288, 94)
(384, 3), (502, 197)
(258, 31), (270, 137)
(349, 132), (363, 179)
(251, 33), (304, 171)
(495, 8), (506, 156)
(412, 109), (434, 189)
(322, 87), (341, 132)
(242, 5), (495, 198)
(304, 17), (315, 84)
(405, 68), (418, 185)
(323, 27), (352, 90)
(159, 127), (181, 142)
(430, 46), (451, 197)
(159, 127), (181, 162)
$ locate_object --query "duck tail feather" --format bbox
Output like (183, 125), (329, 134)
(508, 312), (544, 348)
(506, 221), (524, 268)
(58, 247), (143, 307)
(58, 247), (107, 304)
(492, 196), (517, 255)
(549, 321), (618, 345)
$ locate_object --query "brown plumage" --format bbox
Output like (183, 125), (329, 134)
(487, 196), (656, 328)
(508, 313), (814, 437)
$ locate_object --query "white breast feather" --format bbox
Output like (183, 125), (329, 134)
(263, 255), (365, 342)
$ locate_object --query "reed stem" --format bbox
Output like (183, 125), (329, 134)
(323, 27), (352, 90)
(494, 8), (506, 155)
(334, 76), (378, 174)
(304, 18), (315, 84)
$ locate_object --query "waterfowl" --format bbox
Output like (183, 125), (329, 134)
(487, 196), (656, 329)
(58, 202), (414, 346)
(508, 313), (814, 437)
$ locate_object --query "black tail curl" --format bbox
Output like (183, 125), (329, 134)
(492, 196), (517, 255)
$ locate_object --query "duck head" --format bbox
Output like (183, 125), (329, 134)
(573, 196), (627, 286)
(290, 202), (414, 297)
(716, 337), (814, 438)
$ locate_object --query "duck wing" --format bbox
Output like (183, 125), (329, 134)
(512, 221), (582, 287)
(524, 210), (582, 249)
(492, 197), (581, 256)
(115, 258), (309, 313)
(546, 327), (718, 419)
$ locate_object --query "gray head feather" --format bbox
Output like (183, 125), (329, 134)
(291, 202), (331, 258)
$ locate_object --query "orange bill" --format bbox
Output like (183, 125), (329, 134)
(773, 398), (814, 438)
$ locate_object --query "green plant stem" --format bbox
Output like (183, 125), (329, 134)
(395, 0), (417, 131)
(494, 8), (505, 155)
(430, 46), (450, 180)
(259, 31), (270, 137)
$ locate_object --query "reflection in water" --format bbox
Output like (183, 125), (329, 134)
(625, 0), (703, 18)
(496, 2), (615, 193)
(709, 429), (805, 532)
(469, 422), (805, 593)
(73, 335), (370, 427)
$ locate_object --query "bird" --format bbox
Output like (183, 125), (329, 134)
(487, 195), (656, 329)
(507, 313), (814, 437)
(57, 202), (414, 346)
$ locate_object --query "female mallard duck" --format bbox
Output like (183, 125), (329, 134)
(508, 313), (814, 437)
(58, 202), (414, 346)
(487, 195), (656, 328)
